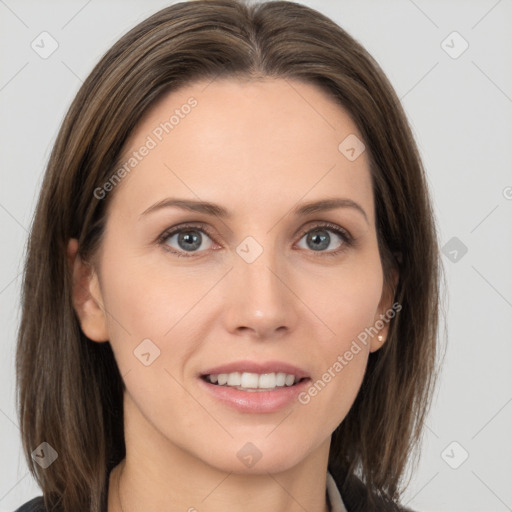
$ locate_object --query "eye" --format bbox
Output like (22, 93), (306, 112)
(158, 223), (216, 258)
(296, 222), (353, 257)
(157, 222), (354, 258)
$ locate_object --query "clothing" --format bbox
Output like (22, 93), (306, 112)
(327, 470), (348, 512)
(13, 496), (45, 512)
(14, 469), (411, 512)
(329, 465), (415, 512)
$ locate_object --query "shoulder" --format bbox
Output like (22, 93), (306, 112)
(331, 469), (415, 512)
(13, 496), (46, 512)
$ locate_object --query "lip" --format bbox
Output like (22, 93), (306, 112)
(199, 360), (310, 380)
(198, 375), (312, 413)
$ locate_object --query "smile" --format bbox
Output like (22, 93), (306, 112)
(202, 371), (307, 391)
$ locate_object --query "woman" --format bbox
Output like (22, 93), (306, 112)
(15, 0), (441, 511)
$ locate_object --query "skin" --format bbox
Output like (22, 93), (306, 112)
(68, 78), (397, 512)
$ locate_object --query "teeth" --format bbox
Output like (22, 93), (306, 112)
(240, 372), (258, 388)
(285, 374), (295, 386)
(206, 371), (301, 390)
(258, 373), (276, 388)
(227, 372), (241, 386)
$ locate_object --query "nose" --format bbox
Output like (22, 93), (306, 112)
(223, 241), (299, 340)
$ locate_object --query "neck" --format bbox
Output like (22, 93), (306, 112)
(108, 394), (332, 512)
(110, 460), (331, 512)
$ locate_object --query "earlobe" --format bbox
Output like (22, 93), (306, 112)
(370, 334), (385, 353)
(67, 238), (109, 342)
(370, 266), (399, 353)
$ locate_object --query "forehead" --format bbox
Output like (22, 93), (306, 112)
(108, 77), (374, 223)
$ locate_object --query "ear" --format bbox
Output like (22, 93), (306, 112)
(67, 238), (109, 342)
(370, 266), (399, 353)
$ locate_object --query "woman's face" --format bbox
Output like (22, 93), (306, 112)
(73, 77), (395, 474)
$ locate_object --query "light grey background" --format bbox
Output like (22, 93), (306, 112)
(1, 1), (511, 511)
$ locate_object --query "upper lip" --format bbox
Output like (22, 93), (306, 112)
(200, 360), (310, 380)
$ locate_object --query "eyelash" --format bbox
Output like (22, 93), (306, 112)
(157, 222), (354, 258)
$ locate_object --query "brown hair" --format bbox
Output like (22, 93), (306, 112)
(16, 1), (443, 510)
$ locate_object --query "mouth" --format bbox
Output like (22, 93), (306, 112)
(197, 361), (312, 412)
(200, 372), (311, 392)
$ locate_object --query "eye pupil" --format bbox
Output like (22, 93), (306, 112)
(178, 231), (202, 251)
(307, 230), (330, 251)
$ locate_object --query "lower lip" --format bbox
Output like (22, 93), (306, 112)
(198, 377), (311, 413)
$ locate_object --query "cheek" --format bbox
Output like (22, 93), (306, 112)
(97, 246), (223, 401)
(99, 241), (199, 335)
(295, 255), (383, 429)
(298, 311), (373, 439)
(305, 252), (384, 346)
(98, 258), (200, 428)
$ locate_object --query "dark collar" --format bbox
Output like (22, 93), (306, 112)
(328, 465), (415, 512)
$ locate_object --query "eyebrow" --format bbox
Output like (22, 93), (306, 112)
(139, 197), (369, 224)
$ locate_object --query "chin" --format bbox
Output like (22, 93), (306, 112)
(197, 438), (311, 476)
